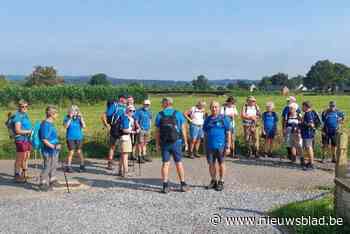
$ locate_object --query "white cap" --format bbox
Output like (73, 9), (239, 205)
(127, 105), (136, 111)
(144, 99), (151, 105)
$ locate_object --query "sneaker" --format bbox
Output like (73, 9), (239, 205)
(79, 165), (86, 172)
(50, 180), (60, 187)
(188, 153), (195, 159)
(206, 180), (217, 190)
(306, 163), (315, 171)
(180, 182), (190, 192)
(194, 153), (201, 158)
(107, 161), (113, 170)
(143, 155), (152, 162)
(215, 181), (224, 191)
(14, 174), (25, 183)
(39, 184), (51, 192)
(161, 182), (170, 194)
(65, 166), (74, 173)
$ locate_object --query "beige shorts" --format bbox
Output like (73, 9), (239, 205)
(136, 130), (150, 144)
(120, 135), (132, 153)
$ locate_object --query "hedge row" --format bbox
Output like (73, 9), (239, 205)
(0, 85), (147, 106)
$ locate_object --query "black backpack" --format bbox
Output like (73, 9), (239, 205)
(159, 111), (179, 144)
(110, 118), (123, 139)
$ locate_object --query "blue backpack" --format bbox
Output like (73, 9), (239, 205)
(30, 121), (43, 151)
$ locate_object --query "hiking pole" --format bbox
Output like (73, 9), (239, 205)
(61, 160), (70, 193)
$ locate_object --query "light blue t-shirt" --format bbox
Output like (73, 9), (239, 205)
(203, 114), (231, 150)
(106, 102), (126, 119)
(39, 120), (59, 156)
(63, 116), (83, 141)
(134, 108), (152, 131)
(13, 112), (32, 142)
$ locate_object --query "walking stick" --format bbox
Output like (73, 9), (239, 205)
(61, 160), (70, 193)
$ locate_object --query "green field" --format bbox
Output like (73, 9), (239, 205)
(0, 94), (349, 159)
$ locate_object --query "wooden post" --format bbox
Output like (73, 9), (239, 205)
(335, 131), (348, 178)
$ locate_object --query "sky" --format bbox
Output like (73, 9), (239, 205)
(1, 0), (350, 80)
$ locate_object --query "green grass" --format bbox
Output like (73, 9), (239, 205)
(0, 94), (349, 159)
(269, 192), (350, 234)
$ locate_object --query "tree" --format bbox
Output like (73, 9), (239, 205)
(88, 73), (111, 86)
(192, 75), (210, 90)
(25, 66), (64, 86)
(226, 83), (235, 90)
(287, 75), (304, 90)
(304, 60), (338, 90)
(0, 75), (9, 89)
(258, 73), (288, 89)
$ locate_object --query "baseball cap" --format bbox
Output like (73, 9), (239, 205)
(329, 101), (336, 107)
(162, 97), (173, 104)
(287, 96), (296, 102)
(144, 99), (151, 105)
(247, 96), (256, 102)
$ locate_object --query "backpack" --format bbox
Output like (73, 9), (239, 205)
(106, 101), (119, 125)
(159, 111), (179, 144)
(30, 121), (43, 150)
(110, 117), (123, 139)
(4, 112), (17, 139)
(311, 110), (321, 129)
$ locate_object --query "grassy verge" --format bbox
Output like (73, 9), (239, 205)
(269, 191), (350, 234)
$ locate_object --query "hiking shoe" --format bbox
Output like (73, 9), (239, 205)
(50, 180), (60, 187)
(331, 158), (337, 163)
(206, 180), (217, 190)
(215, 181), (224, 191)
(188, 153), (195, 159)
(14, 174), (25, 183)
(39, 184), (51, 192)
(300, 157), (305, 167)
(180, 182), (190, 192)
(107, 161), (113, 170)
(161, 182), (170, 194)
(194, 153), (201, 158)
(65, 166), (74, 173)
(306, 163), (315, 171)
(143, 155), (152, 162)
(79, 165), (86, 172)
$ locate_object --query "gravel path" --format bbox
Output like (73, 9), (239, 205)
(0, 157), (334, 234)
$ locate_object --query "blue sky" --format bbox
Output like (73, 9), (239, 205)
(1, 0), (350, 80)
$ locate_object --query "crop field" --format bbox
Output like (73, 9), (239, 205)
(0, 94), (349, 159)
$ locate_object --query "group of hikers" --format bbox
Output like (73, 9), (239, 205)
(6, 94), (345, 193)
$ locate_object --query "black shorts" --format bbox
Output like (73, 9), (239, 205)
(322, 134), (337, 147)
(67, 140), (83, 151)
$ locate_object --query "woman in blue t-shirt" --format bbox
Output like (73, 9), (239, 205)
(63, 105), (86, 173)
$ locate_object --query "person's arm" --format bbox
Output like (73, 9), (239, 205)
(101, 113), (109, 128)
(14, 122), (31, 135)
(184, 109), (193, 123)
(63, 115), (73, 129)
(155, 128), (160, 151)
(181, 123), (188, 149)
(79, 113), (86, 128)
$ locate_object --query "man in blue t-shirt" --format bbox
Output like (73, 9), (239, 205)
(281, 96), (301, 160)
(134, 99), (153, 162)
(155, 97), (189, 194)
(39, 106), (61, 192)
(203, 101), (232, 192)
(321, 101), (345, 163)
(301, 101), (316, 170)
(102, 94), (127, 170)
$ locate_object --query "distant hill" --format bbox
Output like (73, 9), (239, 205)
(6, 75), (258, 87)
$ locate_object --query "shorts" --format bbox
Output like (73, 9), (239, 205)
(207, 148), (225, 164)
(264, 128), (276, 139)
(136, 130), (150, 144)
(110, 135), (120, 146)
(190, 124), (204, 140)
(66, 140), (83, 151)
(302, 138), (314, 148)
(120, 135), (132, 153)
(322, 133), (337, 147)
(161, 139), (182, 163)
(285, 132), (302, 149)
(15, 141), (32, 153)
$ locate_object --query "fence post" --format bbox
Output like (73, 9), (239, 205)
(335, 131), (348, 178)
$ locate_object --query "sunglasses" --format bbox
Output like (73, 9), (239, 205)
(20, 105), (28, 108)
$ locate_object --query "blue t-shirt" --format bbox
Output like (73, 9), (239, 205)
(301, 111), (315, 139)
(134, 108), (152, 131)
(322, 110), (345, 133)
(13, 112), (32, 142)
(203, 114), (231, 150)
(282, 106), (301, 120)
(262, 111), (278, 130)
(106, 103), (126, 119)
(121, 114), (133, 130)
(63, 116), (84, 141)
(39, 120), (59, 156)
(155, 108), (186, 135)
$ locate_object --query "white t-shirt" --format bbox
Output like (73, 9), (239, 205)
(189, 106), (205, 125)
(221, 105), (238, 128)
